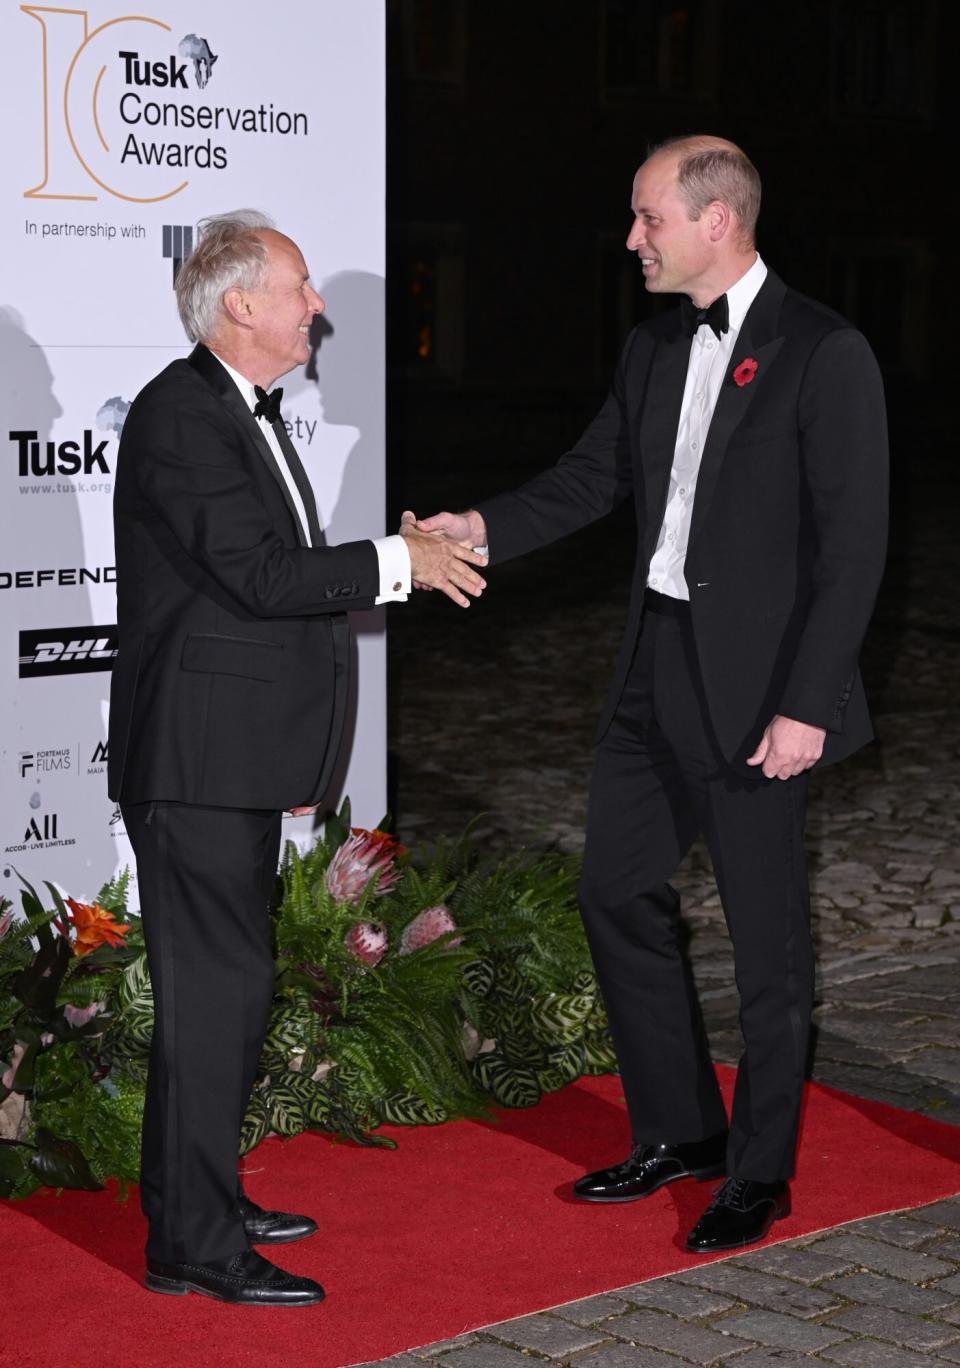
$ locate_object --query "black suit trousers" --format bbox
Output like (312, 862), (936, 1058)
(578, 606), (814, 1182)
(122, 800), (282, 1263)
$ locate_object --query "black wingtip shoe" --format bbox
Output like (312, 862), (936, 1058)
(239, 1194), (318, 1245)
(145, 1249), (326, 1305)
(573, 1131), (728, 1203)
(686, 1177), (790, 1253)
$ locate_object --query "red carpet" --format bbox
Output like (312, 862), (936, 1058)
(5, 1066), (959, 1368)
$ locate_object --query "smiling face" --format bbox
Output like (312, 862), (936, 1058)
(626, 152), (715, 302)
(245, 230), (325, 384)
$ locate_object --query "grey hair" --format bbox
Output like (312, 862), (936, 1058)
(651, 136), (761, 247)
(175, 209), (275, 343)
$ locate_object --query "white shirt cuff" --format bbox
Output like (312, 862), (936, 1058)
(373, 535), (411, 604)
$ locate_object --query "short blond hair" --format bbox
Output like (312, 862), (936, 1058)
(652, 136), (761, 247)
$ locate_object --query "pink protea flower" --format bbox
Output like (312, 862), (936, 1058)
(325, 829), (403, 906)
(399, 904), (462, 956)
(344, 920), (388, 967)
(0, 903), (13, 939)
(63, 1001), (104, 1030)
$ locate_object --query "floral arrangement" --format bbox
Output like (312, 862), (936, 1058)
(0, 802), (614, 1198)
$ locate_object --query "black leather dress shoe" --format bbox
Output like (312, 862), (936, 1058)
(239, 1194), (318, 1244)
(573, 1131), (727, 1203)
(686, 1177), (790, 1252)
(145, 1249), (325, 1305)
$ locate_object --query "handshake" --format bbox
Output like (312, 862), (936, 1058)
(398, 508), (489, 609)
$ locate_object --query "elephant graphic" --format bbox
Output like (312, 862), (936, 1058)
(178, 34), (218, 89)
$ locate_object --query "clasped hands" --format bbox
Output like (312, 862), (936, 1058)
(399, 508), (489, 610)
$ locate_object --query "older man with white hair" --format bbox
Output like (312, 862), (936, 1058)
(109, 211), (486, 1305)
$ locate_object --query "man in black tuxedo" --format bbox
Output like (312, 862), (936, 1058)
(412, 136), (888, 1252)
(108, 210), (486, 1304)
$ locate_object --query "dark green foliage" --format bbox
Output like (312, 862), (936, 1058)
(3, 802), (616, 1198)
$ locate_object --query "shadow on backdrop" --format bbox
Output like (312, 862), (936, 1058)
(283, 271), (387, 819)
(0, 309), (117, 897)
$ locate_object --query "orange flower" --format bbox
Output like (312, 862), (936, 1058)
(64, 897), (129, 956)
(351, 827), (408, 859)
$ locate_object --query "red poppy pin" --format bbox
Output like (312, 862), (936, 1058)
(733, 357), (759, 387)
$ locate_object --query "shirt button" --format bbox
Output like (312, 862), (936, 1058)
(679, 488), (686, 497)
(706, 341), (715, 350)
(696, 392), (704, 400)
(392, 581), (402, 592)
(691, 441), (699, 451)
(668, 532), (676, 542)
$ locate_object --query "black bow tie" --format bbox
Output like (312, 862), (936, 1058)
(253, 385), (283, 424)
(681, 294), (729, 340)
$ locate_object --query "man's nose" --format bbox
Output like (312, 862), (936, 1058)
(308, 288), (325, 314)
(626, 220), (645, 251)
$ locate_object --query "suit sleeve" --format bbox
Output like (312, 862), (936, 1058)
(777, 327), (889, 730)
(474, 331), (638, 564)
(128, 398), (379, 618)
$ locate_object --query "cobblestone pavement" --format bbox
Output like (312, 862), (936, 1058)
(379, 437), (959, 1363)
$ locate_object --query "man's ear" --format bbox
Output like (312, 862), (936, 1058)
(706, 200), (733, 243)
(222, 286), (252, 326)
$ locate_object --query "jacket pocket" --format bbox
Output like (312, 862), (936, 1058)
(181, 633), (283, 682)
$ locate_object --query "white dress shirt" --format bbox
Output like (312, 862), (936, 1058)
(646, 254), (767, 600)
(212, 353), (410, 603)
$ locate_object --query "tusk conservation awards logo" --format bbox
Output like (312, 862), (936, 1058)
(22, 6), (308, 203)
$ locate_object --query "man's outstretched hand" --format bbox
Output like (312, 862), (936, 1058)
(746, 715), (826, 780)
(412, 508), (488, 547)
(399, 510), (488, 608)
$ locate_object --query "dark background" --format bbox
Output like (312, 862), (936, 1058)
(381, 0), (952, 838)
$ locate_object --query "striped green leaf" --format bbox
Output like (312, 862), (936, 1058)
(378, 1093), (448, 1126)
(582, 1033), (618, 1075)
(529, 992), (594, 1044)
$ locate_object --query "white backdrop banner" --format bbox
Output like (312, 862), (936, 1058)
(0, 1), (386, 906)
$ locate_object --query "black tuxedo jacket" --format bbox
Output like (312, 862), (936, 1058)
(476, 271), (888, 770)
(108, 344), (379, 809)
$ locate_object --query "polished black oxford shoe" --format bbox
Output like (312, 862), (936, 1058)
(145, 1248), (325, 1305)
(573, 1131), (727, 1203)
(238, 1193), (318, 1244)
(686, 1177), (790, 1252)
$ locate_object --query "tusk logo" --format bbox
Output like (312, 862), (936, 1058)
(96, 396), (131, 436)
(178, 34), (218, 89)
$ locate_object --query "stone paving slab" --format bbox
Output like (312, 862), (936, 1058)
(808, 1232), (956, 1281)
(715, 1307), (851, 1351)
(841, 1212), (948, 1247)
(731, 1244), (858, 1283)
(819, 1342), (942, 1368)
(825, 1302), (960, 1352)
(478, 1312), (607, 1356)
(817, 1269), (960, 1315)
(609, 1280), (736, 1320)
(673, 1264), (841, 1317)
(574, 1346), (680, 1368)
(551, 1293), (632, 1326)
(589, 1308), (749, 1363)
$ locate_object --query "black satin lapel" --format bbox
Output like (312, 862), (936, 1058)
(687, 326), (785, 550)
(637, 333), (692, 563)
(272, 420), (324, 548)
